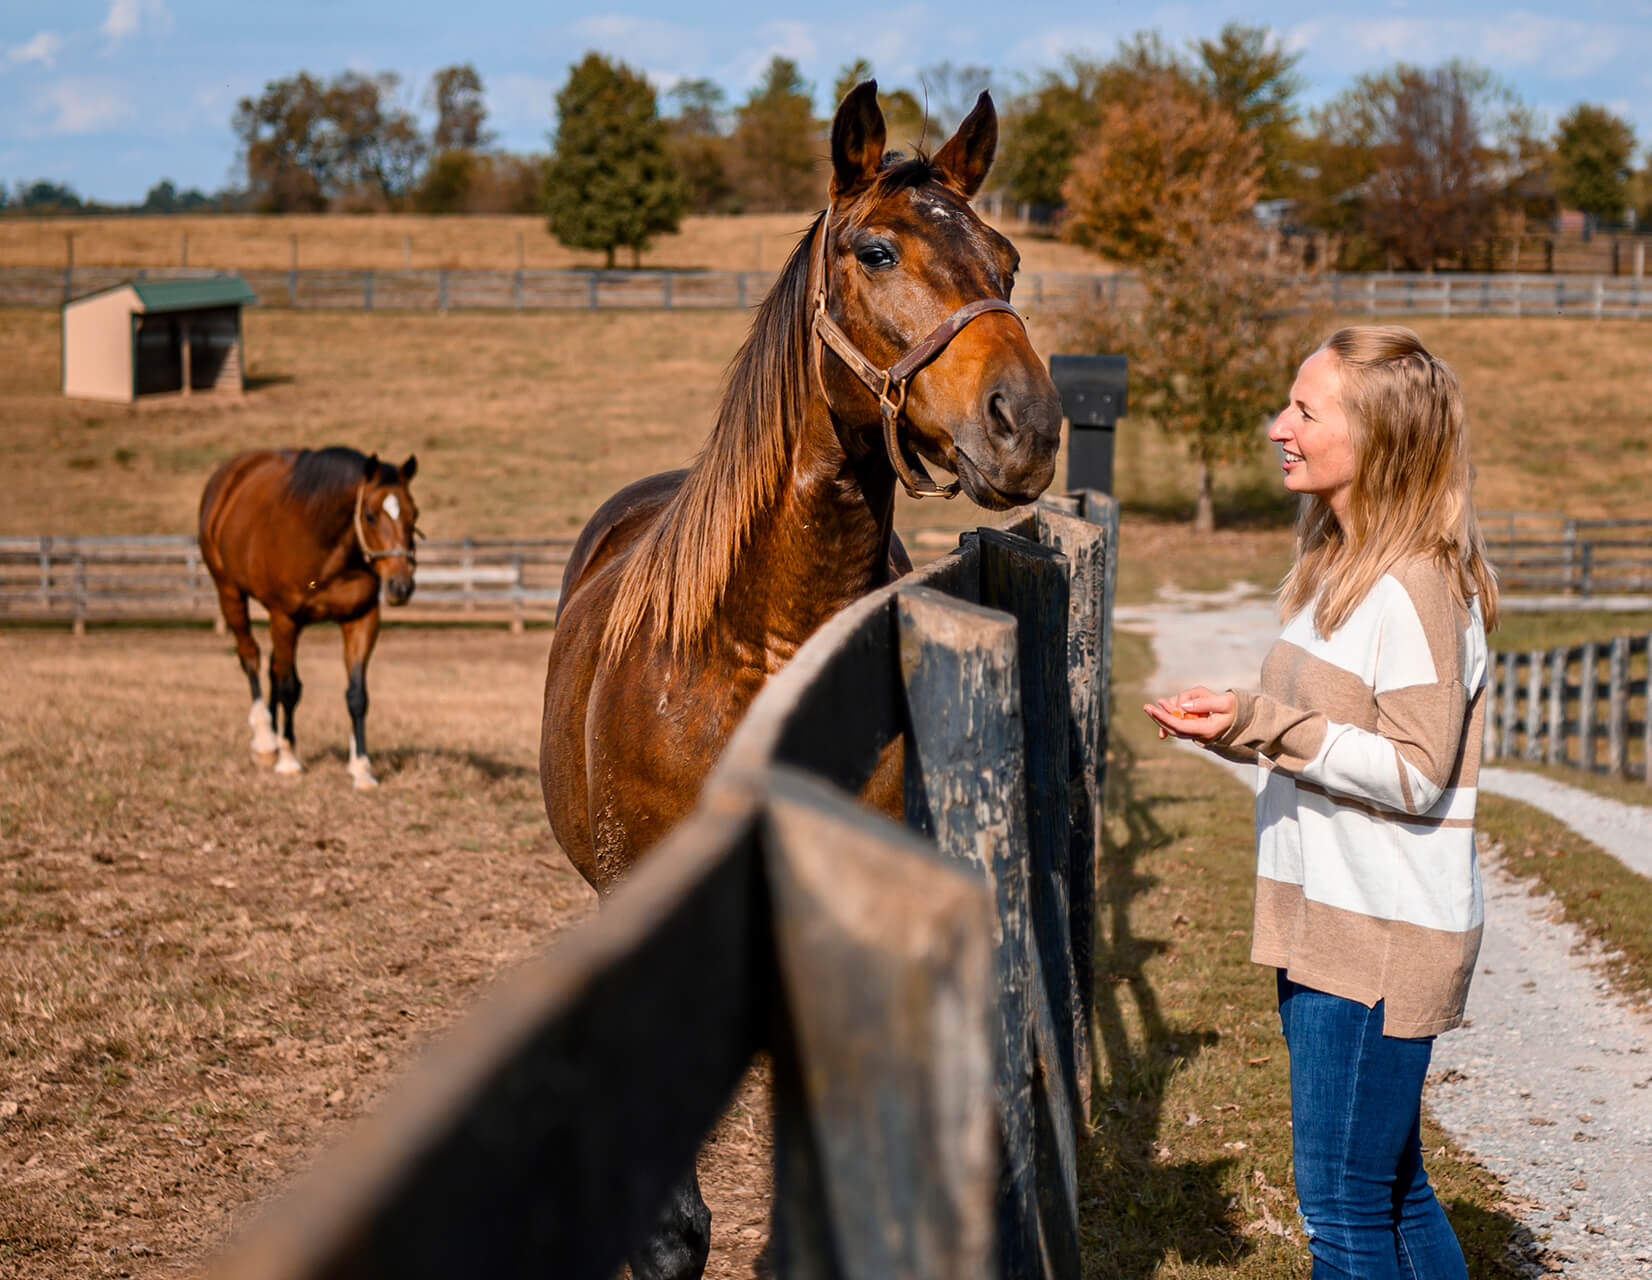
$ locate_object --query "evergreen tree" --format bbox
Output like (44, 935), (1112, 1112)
(1554, 104), (1637, 222)
(1194, 23), (1303, 199)
(544, 53), (686, 268)
(730, 57), (819, 213)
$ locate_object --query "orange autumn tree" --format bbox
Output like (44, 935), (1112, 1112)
(1062, 74), (1324, 532)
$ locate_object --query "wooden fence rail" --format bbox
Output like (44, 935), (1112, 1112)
(0, 534), (575, 632)
(6, 265), (1652, 318)
(1478, 512), (1652, 611)
(207, 491), (1119, 1280)
(1484, 629), (1652, 783)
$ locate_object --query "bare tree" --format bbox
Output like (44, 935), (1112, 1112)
(1312, 61), (1529, 270)
(428, 64), (491, 152)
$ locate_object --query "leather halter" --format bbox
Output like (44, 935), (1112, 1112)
(352, 483), (415, 565)
(810, 204), (1025, 500)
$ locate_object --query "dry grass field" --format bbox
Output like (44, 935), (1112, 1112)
(0, 627), (773, 1280)
(0, 210), (1114, 275)
(3, 233), (1650, 1278)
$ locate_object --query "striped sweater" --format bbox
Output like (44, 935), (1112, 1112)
(1212, 558), (1490, 1038)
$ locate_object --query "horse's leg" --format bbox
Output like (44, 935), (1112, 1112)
(339, 610), (381, 790)
(268, 612), (304, 776)
(628, 1165), (711, 1280)
(216, 582), (280, 764)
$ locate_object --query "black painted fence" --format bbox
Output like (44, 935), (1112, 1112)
(206, 491), (1119, 1280)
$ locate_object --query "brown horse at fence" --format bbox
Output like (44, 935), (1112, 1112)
(539, 82), (1062, 1279)
(199, 447), (419, 790)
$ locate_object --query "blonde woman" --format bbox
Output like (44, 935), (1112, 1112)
(1144, 326), (1498, 1280)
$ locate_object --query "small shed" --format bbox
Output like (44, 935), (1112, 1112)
(62, 275), (258, 403)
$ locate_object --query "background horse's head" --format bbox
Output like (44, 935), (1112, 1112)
(816, 81), (1062, 510)
(356, 453), (419, 605)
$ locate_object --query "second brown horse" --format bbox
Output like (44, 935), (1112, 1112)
(199, 446), (420, 789)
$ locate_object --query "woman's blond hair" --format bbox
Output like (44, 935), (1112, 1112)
(1279, 325), (1499, 635)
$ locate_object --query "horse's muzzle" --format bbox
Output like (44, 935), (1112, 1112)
(384, 577), (415, 607)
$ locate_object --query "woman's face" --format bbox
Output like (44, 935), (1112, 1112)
(1270, 347), (1356, 524)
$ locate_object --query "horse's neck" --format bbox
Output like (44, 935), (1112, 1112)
(721, 403), (896, 662)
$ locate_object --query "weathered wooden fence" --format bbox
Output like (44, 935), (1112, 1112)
(1480, 512), (1652, 611)
(0, 534), (573, 632)
(206, 491), (1118, 1280)
(8, 265), (1652, 318)
(1484, 629), (1652, 783)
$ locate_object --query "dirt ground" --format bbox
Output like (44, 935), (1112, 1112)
(0, 624), (772, 1278)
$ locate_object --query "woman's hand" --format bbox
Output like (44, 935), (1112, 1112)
(1142, 686), (1237, 742)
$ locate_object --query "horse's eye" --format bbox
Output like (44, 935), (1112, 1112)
(856, 243), (897, 270)
(365, 511), (377, 523)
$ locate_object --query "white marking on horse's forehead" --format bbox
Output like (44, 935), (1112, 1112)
(383, 494), (401, 521)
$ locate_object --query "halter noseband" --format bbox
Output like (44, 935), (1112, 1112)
(353, 483), (415, 566)
(810, 202), (1025, 500)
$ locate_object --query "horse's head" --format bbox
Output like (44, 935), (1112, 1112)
(355, 453), (419, 605)
(814, 81), (1062, 510)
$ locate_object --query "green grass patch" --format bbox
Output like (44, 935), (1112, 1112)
(1083, 630), (1536, 1277)
(1491, 611), (1652, 652)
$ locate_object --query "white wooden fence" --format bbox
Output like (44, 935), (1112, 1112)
(5, 266), (1652, 318)
(0, 534), (573, 633)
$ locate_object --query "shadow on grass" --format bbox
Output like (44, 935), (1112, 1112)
(317, 742), (537, 783)
(243, 372), (296, 391)
(1082, 729), (1248, 1275)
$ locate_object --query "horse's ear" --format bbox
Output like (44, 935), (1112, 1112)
(830, 79), (886, 199)
(362, 453), (380, 480)
(400, 454), (417, 483)
(932, 90), (997, 199)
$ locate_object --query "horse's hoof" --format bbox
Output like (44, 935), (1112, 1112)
(252, 749), (278, 767)
(274, 750), (304, 776)
(347, 755), (378, 789)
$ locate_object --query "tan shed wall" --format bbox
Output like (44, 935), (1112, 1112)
(63, 287), (137, 402)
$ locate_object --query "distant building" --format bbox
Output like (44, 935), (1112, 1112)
(62, 275), (257, 403)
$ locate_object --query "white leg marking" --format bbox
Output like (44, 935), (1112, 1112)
(274, 740), (304, 775)
(347, 752), (379, 790)
(249, 699), (281, 760)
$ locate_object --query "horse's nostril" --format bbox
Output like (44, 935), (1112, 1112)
(985, 390), (1016, 443)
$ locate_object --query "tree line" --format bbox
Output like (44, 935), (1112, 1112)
(5, 31), (1646, 277)
(542, 31), (1646, 273)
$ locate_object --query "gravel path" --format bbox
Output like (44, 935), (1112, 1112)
(1117, 587), (1652, 1278)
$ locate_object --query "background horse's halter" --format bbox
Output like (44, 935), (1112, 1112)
(352, 483), (416, 566)
(810, 203), (1025, 499)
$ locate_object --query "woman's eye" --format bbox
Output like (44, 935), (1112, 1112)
(857, 244), (896, 269)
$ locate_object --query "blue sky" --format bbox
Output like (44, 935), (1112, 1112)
(3, 1), (1649, 204)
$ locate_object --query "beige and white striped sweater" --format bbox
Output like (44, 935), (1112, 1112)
(1212, 558), (1490, 1038)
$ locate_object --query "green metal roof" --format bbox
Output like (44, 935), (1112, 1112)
(129, 275), (258, 312)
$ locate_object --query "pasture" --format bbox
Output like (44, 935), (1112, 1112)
(4, 251), (1652, 1278)
(0, 210), (1114, 275)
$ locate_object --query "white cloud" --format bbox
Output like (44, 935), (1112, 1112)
(1479, 13), (1622, 78)
(569, 15), (710, 69)
(40, 78), (130, 133)
(101, 0), (170, 44)
(8, 31), (64, 68)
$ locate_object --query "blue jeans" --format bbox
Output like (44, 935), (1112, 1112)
(1277, 972), (1467, 1280)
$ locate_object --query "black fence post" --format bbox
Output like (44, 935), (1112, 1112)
(1049, 355), (1128, 495)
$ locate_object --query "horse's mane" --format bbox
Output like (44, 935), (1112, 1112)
(601, 210), (825, 660)
(285, 447), (401, 528)
(599, 154), (945, 661)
